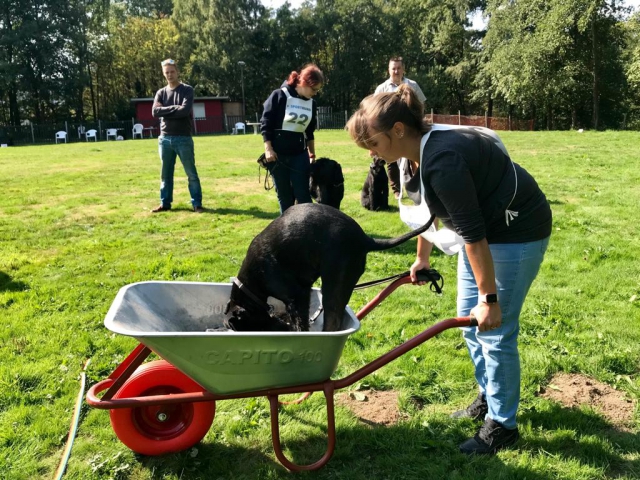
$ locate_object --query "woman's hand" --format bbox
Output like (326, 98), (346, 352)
(470, 302), (502, 332)
(410, 257), (431, 284)
(265, 145), (278, 163)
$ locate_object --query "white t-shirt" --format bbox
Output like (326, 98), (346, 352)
(374, 77), (427, 104)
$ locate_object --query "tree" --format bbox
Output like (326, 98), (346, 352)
(481, 0), (627, 129)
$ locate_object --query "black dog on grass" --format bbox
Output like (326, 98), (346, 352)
(361, 156), (389, 211)
(309, 158), (344, 210)
(224, 203), (433, 332)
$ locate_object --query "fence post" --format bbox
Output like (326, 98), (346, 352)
(65, 121), (68, 136)
(431, 108), (434, 123)
(458, 111), (461, 125)
(31, 122), (35, 144)
(344, 110), (347, 127)
(485, 110), (488, 128)
(98, 120), (102, 139)
(622, 113), (627, 130)
(508, 115), (512, 131)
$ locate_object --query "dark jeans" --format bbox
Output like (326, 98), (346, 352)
(387, 161), (400, 194)
(158, 135), (202, 208)
(267, 150), (312, 214)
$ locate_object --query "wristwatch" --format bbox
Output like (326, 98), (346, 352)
(479, 293), (498, 305)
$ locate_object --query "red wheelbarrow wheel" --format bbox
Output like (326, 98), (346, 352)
(109, 360), (215, 456)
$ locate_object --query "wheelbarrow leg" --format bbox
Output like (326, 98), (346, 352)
(268, 382), (336, 472)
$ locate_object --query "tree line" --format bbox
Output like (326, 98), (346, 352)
(1, 0), (639, 130)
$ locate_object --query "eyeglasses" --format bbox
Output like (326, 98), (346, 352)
(161, 59), (176, 66)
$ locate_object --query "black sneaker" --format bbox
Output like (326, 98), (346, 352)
(450, 393), (488, 421)
(193, 206), (205, 213)
(459, 418), (519, 455)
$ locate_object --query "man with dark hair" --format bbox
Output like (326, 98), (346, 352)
(374, 57), (426, 199)
(151, 58), (204, 213)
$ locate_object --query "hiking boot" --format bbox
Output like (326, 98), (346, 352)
(459, 417), (519, 455)
(193, 206), (205, 213)
(151, 205), (171, 213)
(451, 393), (488, 421)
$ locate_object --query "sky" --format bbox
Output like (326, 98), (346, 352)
(261, 0), (640, 30)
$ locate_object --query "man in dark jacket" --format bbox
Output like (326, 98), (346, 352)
(151, 59), (204, 213)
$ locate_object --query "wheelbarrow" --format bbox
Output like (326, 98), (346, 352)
(86, 272), (476, 471)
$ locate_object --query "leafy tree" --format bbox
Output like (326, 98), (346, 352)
(89, 4), (179, 119)
(481, 0), (626, 129)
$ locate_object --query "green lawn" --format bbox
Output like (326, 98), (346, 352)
(1, 130), (639, 479)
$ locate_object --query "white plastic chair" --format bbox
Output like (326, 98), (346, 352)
(105, 128), (118, 141)
(78, 126), (86, 139)
(117, 135), (124, 141)
(233, 122), (246, 134)
(55, 131), (67, 144)
(85, 129), (98, 142)
(132, 123), (143, 139)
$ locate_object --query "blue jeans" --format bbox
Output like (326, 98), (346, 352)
(457, 237), (550, 429)
(266, 151), (312, 214)
(158, 135), (202, 208)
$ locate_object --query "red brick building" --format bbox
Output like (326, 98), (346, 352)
(131, 96), (232, 135)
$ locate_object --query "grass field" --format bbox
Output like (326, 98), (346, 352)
(1, 130), (639, 479)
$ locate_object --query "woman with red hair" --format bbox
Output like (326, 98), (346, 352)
(260, 64), (325, 214)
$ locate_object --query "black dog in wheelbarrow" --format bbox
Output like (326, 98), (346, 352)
(225, 203), (435, 332)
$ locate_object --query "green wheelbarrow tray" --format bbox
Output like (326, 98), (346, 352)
(104, 281), (359, 395)
(87, 274), (476, 471)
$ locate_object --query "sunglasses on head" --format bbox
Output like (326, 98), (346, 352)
(161, 59), (176, 66)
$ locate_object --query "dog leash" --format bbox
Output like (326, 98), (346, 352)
(257, 153), (274, 191)
(232, 277), (274, 315)
(353, 269), (444, 294)
(259, 165), (274, 191)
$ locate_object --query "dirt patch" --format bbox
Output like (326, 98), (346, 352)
(539, 373), (635, 427)
(337, 390), (402, 426)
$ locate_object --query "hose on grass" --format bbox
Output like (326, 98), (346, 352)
(54, 359), (90, 480)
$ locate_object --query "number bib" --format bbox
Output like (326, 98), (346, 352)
(281, 87), (313, 133)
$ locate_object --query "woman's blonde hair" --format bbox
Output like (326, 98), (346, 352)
(346, 83), (431, 149)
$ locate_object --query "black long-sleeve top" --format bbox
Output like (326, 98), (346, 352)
(260, 82), (317, 155)
(409, 128), (552, 244)
(152, 83), (194, 137)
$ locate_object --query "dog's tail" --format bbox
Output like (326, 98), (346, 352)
(368, 214), (436, 251)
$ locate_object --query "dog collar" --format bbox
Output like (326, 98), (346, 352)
(232, 278), (274, 315)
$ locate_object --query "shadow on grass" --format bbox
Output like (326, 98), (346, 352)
(138, 441), (282, 479)
(131, 413), (591, 479)
(213, 207), (280, 220)
(519, 403), (640, 478)
(0, 271), (27, 292)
